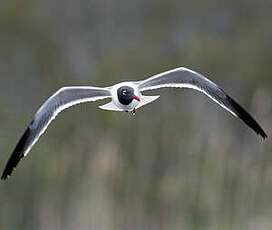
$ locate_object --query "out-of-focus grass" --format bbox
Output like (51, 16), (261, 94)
(0, 0), (271, 230)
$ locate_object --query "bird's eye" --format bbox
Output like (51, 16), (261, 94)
(122, 90), (127, 95)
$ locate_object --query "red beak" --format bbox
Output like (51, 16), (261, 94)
(132, 95), (141, 102)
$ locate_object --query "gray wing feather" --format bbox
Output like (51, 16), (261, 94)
(139, 67), (233, 113)
(1, 86), (111, 180)
(139, 67), (267, 139)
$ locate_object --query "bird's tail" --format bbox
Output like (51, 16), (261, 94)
(136, 95), (160, 109)
(99, 101), (123, 111)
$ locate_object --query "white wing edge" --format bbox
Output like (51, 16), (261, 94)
(25, 95), (111, 157)
(140, 83), (237, 117)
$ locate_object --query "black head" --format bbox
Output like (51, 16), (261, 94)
(117, 86), (140, 105)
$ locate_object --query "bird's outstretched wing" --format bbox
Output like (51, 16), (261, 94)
(1, 87), (111, 180)
(138, 67), (267, 139)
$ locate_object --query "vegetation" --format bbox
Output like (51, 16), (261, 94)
(0, 0), (271, 229)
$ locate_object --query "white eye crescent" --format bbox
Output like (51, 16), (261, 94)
(122, 90), (127, 95)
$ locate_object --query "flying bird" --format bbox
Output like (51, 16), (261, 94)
(1, 67), (267, 180)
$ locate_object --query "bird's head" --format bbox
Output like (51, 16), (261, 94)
(117, 86), (140, 105)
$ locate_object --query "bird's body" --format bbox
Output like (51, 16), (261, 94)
(1, 67), (267, 180)
(99, 82), (159, 113)
(105, 82), (142, 111)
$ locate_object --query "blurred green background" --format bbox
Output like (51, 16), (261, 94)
(0, 0), (271, 229)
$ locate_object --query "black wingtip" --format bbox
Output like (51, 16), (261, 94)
(1, 127), (31, 181)
(226, 95), (267, 140)
(259, 128), (268, 140)
(1, 173), (8, 181)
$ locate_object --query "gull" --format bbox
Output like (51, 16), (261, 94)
(1, 67), (267, 180)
